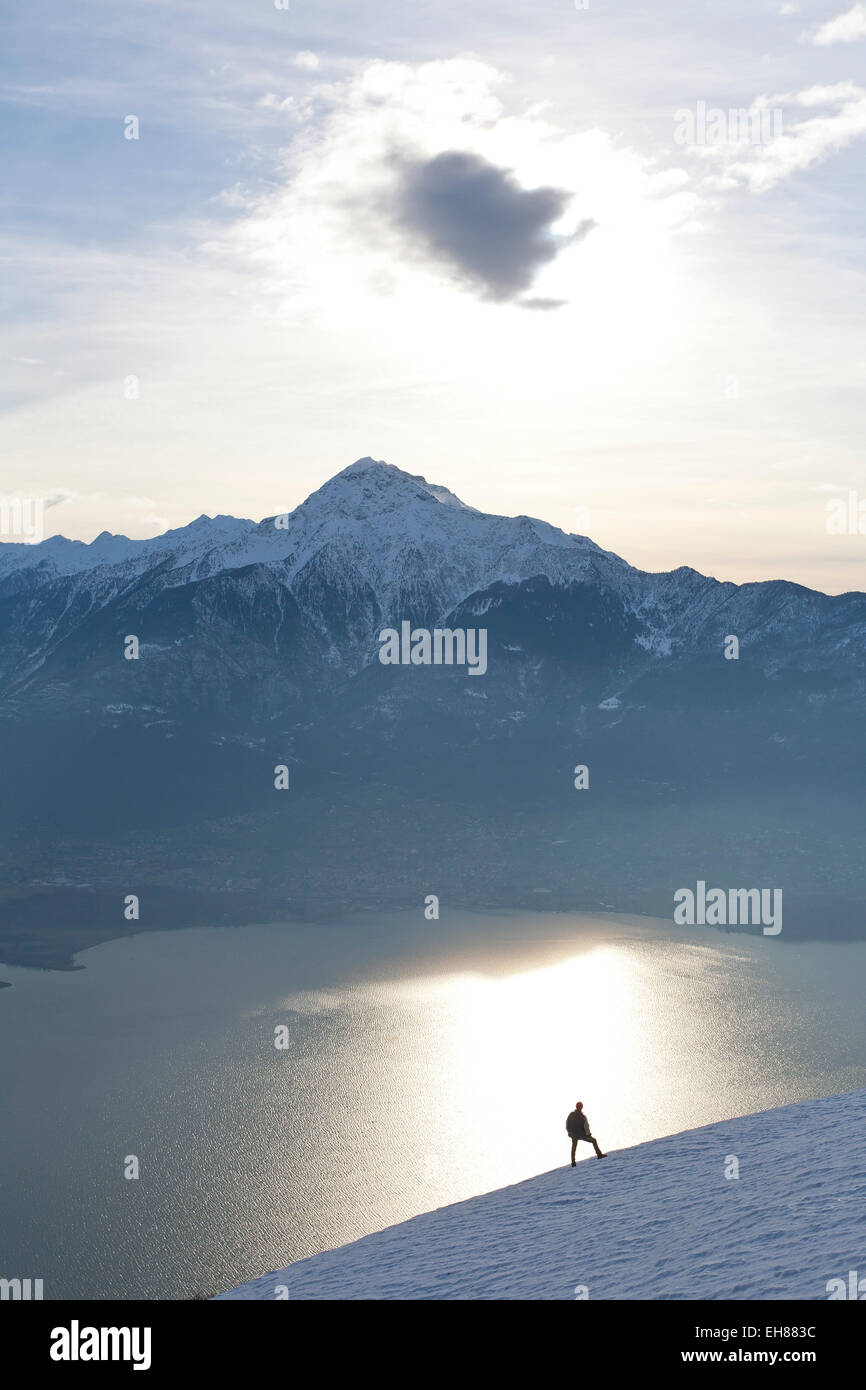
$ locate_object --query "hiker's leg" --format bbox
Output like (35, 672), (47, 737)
(591, 1137), (604, 1158)
(570, 1138), (577, 1165)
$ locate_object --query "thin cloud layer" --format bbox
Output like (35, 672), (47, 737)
(391, 149), (575, 303)
(699, 83), (866, 192)
(811, 4), (866, 44)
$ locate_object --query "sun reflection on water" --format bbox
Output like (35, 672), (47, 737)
(411, 947), (650, 1182)
(270, 920), (851, 1260)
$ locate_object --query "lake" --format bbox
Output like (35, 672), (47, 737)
(1, 910), (865, 1299)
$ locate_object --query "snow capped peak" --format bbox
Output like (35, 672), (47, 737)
(250, 455), (620, 629)
(322, 456), (478, 517)
(339, 456), (391, 474)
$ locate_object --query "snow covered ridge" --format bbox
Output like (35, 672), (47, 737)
(214, 1090), (866, 1300)
(2, 456), (864, 705)
(0, 457), (644, 675)
(0, 455), (858, 629)
(0, 457), (611, 587)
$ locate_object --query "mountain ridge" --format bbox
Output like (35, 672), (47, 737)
(0, 456), (864, 966)
(2, 458), (864, 705)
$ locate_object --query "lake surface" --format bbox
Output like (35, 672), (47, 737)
(1, 910), (865, 1300)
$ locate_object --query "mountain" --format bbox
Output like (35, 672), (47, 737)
(3, 456), (864, 703)
(0, 456), (864, 967)
(0, 458), (644, 714)
(215, 1088), (866, 1300)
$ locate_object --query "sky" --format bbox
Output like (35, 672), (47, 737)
(1, 0), (865, 592)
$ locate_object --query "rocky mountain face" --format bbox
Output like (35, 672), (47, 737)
(1, 457), (864, 960)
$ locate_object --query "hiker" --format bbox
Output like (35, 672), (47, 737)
(566, 1101), (606, 1164)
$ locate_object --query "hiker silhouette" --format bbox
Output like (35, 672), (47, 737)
(566, 1101), (606, 1164)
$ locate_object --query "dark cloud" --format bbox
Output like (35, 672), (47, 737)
(391, 150), (586, 303)
(520, 296), (569, 311)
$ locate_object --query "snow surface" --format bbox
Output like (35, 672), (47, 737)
(215, 1089), (866, 1300)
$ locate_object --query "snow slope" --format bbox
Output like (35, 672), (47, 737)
(215, 1089), (866, 1300)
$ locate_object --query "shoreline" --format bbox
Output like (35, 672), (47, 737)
(1, 883), (865, 978)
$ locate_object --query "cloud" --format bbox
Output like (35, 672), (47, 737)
(293, 51), (320, 71)
(390, 150), (578, 302)
(212, 57), (692, 325)
(256, 92), (311, 119)
(44, 489), (74, 509)
(811, 4), (866, 44)
(689, 84), (866, 192)
(521, 296), (569, 310)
